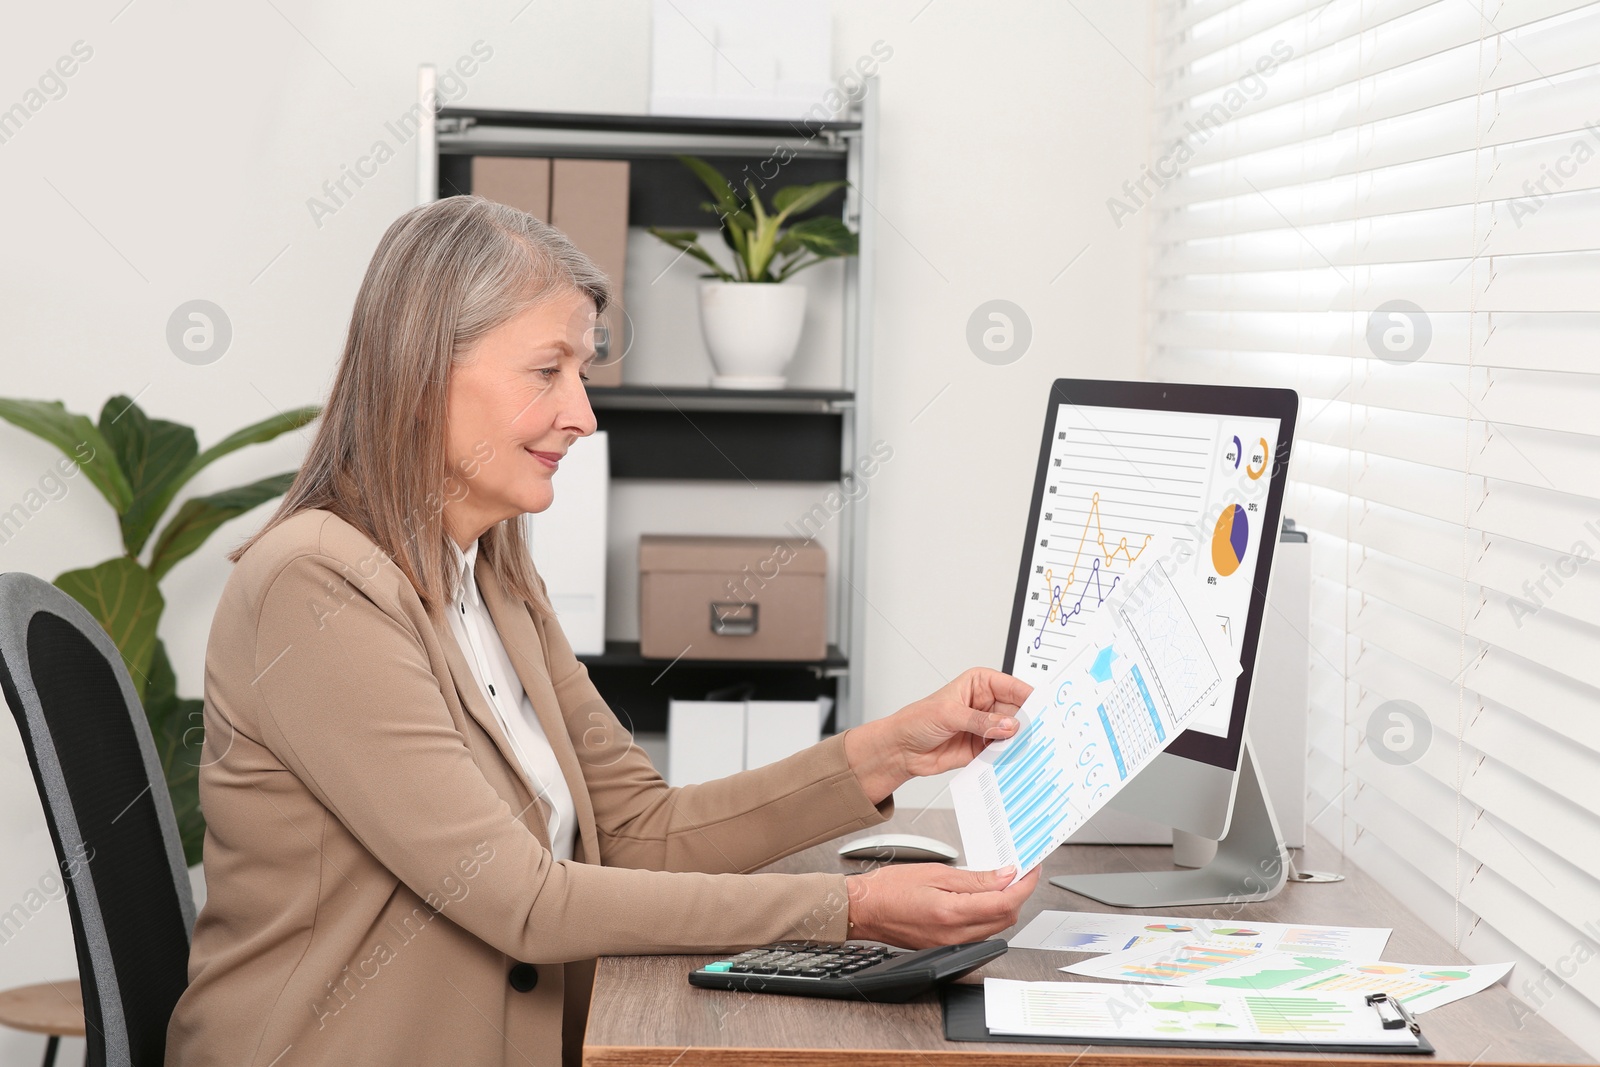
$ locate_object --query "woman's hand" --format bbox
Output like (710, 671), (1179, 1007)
(843, 667), (1033, 804)
(844, 862), (1040, 949)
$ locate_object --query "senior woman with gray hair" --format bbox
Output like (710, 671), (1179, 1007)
(163, 195), (1037, 1067)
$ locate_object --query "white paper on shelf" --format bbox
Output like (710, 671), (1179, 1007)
(743, 700), (823, 770)
(667, 700), (745, 787)
(952, 560), (1239, 884)
(1061, 939), (1512, 1014)
(1010, 910), (1390, 960)
(522, 430), (608, 655)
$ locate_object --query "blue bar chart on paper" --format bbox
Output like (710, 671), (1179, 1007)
(990, 714), (1073, 873)
(953, 561), (1236, 881)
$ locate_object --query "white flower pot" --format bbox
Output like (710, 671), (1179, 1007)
(698, 281), (808, 389)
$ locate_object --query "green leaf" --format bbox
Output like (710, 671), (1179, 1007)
(145, 633), (178, 710)
(647, 227), (700, 246)
(143, 639), (206, 866)
(98, 396), (201, 557)
(147, 471), (299, 581)
(54, 557), (165, 698)
(0, 399), (133, 513)
(772, 180), (846, 224)
(774, 254), (821, 281)
(185, 406), (320, 477)
(701, 202), (753, 263)
(784, 215), (860, 257)
(739, 181), (781, 281)
(745, 179), (769, 226)
(700, 201), (754, 239)
(123, 406), (318, 565)
(677, 155), (745, 219)
(645, 228), (736, 282)
(157, 705), (205, 867)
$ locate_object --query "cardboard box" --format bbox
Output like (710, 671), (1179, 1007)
(471, 156), (552, 218)
(639, 535), (826, 661)
(550, 158), (630, 387)
(470, 156), (629, 388)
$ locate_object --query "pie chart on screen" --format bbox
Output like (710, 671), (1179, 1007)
(1212, 504), (1249, 577)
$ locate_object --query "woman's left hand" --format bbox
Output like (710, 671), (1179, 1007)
(844, 667), (1033, 804)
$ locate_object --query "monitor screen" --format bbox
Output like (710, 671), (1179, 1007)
(1002, 379), (1297, 771)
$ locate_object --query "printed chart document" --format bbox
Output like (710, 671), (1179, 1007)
(1008, 403), (1284, 741)
(1062, 939), (1512, 1014)
(953, 560), (1238, 882)
(1010, 910), (1390, 959)
(982, 978), (1426, 1049)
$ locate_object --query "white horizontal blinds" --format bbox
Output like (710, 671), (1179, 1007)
(1150, 0), (1600, 1054)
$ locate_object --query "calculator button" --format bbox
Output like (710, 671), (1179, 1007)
(702, 962), (733, 972)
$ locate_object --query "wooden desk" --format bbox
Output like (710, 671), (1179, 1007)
(584, 808), (1592, 1066)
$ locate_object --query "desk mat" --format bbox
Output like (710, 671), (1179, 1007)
(941, 984), (1435, 1055)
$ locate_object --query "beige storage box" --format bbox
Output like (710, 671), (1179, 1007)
(639, 535), (826, 661)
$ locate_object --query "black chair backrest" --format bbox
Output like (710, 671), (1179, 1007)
(0, 573), (195, 1067)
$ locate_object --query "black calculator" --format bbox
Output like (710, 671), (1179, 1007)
(687, 939), (1007, 1002)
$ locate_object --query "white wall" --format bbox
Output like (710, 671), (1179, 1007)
(0, 2), (1150, 1060)
(832, 3), (1153, 805)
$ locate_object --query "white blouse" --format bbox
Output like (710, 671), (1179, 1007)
(446, 538), (578, 861)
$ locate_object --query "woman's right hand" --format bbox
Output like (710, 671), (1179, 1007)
(843, 863), (1039, 949)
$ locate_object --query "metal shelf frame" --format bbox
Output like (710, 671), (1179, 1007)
(416, 68), (878, 728)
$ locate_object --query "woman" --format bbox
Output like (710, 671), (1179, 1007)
(164, 195), (1038, 1067)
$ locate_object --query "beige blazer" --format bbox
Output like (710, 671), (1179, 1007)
(164, 509), (892, 1067)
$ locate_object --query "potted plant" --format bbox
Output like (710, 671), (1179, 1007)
(0, 394), (318, 875)
(648, 156), (858, 388)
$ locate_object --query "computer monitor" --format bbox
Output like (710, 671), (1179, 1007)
(1000, 378), (1298, 907)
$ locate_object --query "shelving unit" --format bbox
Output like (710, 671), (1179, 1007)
(416, 72), (878, 736)
(587, 386), (851, 482)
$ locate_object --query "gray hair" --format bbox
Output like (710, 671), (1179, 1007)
(432, 196), (612, 360)
(231, 194), (612, 621)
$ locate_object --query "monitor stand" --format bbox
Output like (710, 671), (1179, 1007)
(1049, 739), (1288, 908)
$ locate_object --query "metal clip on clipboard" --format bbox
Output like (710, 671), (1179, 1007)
(1366, 992), (1423, 1035)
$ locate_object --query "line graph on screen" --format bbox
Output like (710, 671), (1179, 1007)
(1013, 409), (1215, 687)
(1031, 492), (1153, 652)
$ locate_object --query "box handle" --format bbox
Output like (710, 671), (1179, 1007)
(710, 601), (758, 637)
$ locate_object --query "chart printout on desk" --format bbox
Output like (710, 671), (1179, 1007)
(953, 560), (1239, 883)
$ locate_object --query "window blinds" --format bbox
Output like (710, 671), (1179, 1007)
(1148, 0), (1600, 1053)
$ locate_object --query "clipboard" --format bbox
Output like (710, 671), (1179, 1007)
(942, 984), (1436, 1055)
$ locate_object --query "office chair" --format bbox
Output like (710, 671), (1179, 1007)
(0, 573), (196, 1067)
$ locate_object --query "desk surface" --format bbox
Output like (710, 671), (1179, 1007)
(583, 808), (1592, 1066)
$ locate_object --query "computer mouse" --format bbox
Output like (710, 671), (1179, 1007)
(837, 833), (960, 863)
